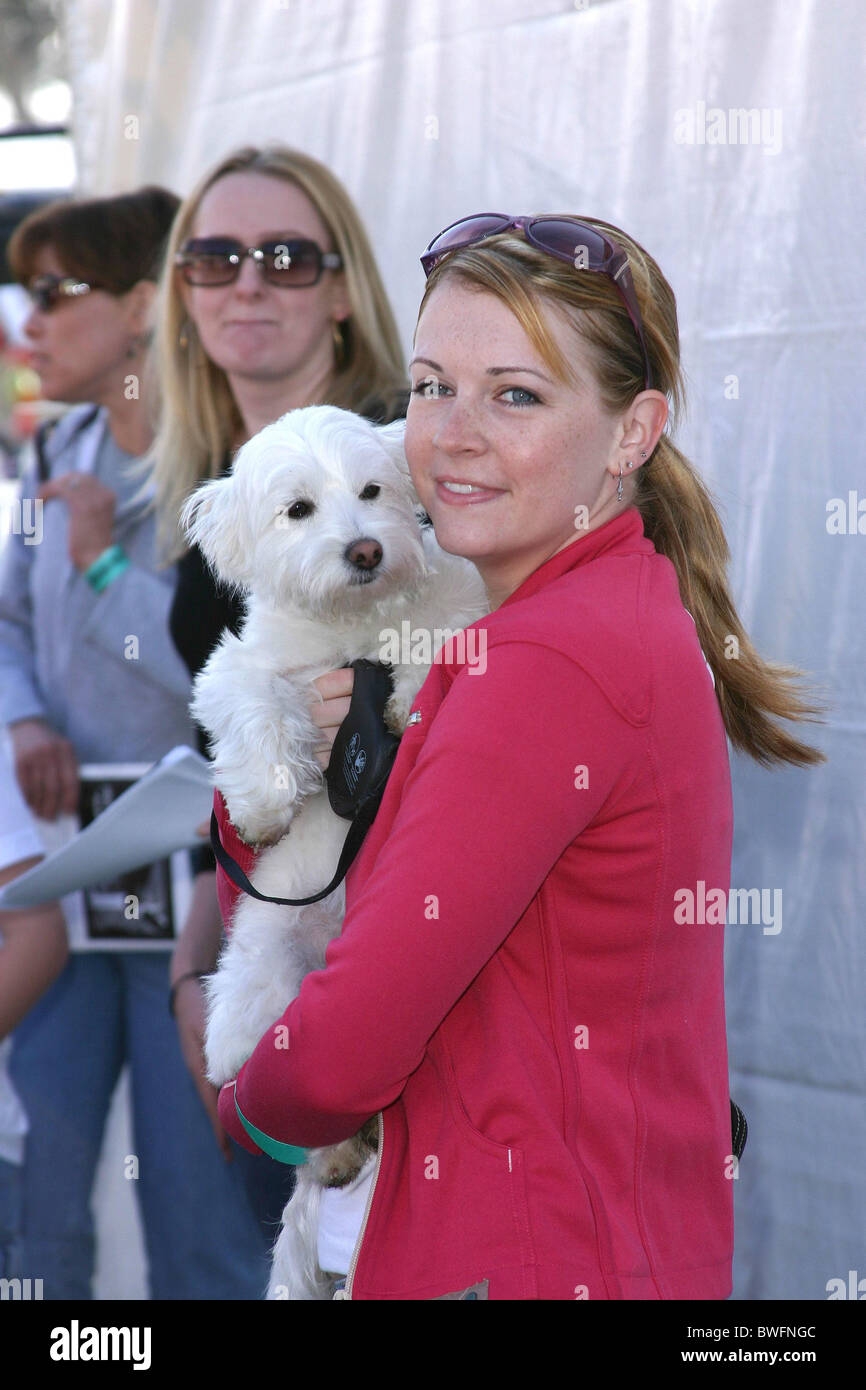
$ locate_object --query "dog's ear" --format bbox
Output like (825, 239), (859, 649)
(376, 419), (420, 504)
(180, 476), (252, 588)
(376, 418), (407, 467)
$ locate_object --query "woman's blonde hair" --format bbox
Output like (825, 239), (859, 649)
(148, 145), (407, 560)
(418, 224), (825, 769)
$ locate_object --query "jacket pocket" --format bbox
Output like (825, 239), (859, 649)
(436, 1037), (538, 1295)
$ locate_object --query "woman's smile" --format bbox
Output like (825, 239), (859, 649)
(435, 478), (505, 504)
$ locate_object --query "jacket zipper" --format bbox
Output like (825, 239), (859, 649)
(333, 1110), (384, 1300)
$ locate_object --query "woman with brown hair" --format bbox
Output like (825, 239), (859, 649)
(213, 214), (824, 1298)
(0, 186), (271, 1298)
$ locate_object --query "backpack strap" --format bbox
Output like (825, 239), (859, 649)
(730, 1099), (748, 1159)
(33, 405), (101, 483)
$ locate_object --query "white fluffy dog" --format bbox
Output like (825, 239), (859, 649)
(182, 405), (488, 1299)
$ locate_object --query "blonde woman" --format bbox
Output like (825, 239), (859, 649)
(149, 146), (407, 1236)
(214, 214), (824, 1298)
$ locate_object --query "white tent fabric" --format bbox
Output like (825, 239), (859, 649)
(63, 0), (864, 1300)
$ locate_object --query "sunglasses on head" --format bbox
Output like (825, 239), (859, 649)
(175, 236), (343, 288)
(26, 274), (98, 313)
(420, 213), (653, 391)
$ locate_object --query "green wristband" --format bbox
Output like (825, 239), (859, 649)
(84, 544), (130, 593)
(234, 1093), (308, 1166)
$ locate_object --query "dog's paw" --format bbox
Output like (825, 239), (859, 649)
(204, 1025), (249, 1090)
(384, 664), (430, 734)
(203, 986), (259, 1087)
(383, 693), (409, 738)
(218, 773), (313, 849)
(306, 1128), (378, 1188)
(227, 804), (292, 850)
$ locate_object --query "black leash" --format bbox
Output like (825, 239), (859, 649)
(210, 659), (400, 906)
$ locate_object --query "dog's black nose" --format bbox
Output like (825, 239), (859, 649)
(346, 538), (383, 571)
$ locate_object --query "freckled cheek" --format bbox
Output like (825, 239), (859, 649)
(544, 421), (604, 480)
(521, 446), (588, 513)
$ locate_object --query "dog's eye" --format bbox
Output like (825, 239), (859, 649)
(284, 500), (315, 520)
(359, 483), (380, 501)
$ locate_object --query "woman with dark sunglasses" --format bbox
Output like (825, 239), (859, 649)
(213, 214), (824, 1299)
(0, 187), (274, 1298)
(143, 146), (408, 1255)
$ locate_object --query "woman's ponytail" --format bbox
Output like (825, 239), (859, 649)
(636, 438), (826, 766)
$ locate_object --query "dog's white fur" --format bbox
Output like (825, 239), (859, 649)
(182, 405), (488, 1299)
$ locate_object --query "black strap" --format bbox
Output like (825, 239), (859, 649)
(325, 660), (399, 819)
(34, 420), (54, 485)
(210, 658), (399, 907)
(210, 807), (374, 906)
(33, 405), (100, 483)
(730, 1099), (748, 1159)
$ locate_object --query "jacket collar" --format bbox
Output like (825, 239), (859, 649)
(497, 506), (652, 612)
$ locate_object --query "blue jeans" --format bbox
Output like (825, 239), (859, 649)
(232, 1142), (296, 1243)
(0, 1156), (22, 1280)
(9, 951), (280, 1300)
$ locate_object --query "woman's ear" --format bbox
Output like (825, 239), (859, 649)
(123, 278), (158, 336)
(176, 272), (193, 319)
(620, 390), (669, 465)
(180, 475), (253, 589)
(328, 267), (352, 328)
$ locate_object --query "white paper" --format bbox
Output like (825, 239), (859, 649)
(0, 746), (213, 918)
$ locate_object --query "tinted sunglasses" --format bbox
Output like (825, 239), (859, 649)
(175, 236), (342, 288)
(421, 213), (653, 390)
(26, 274), (99, 312)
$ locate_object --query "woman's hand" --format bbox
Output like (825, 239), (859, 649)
(9, 717), (79, 820)
(38, 472), (118, 571)
(309, 667), (355, 770)
(170, 871), (230, 1159)
(172, 974), (232, 1162)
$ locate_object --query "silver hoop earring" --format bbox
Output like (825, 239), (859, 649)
(617, 462), (624, 502)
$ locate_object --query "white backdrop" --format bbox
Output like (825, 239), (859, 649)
(62, 0), (865, 1301)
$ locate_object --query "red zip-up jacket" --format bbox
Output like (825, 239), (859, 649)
(216, 506), (735, 1299)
